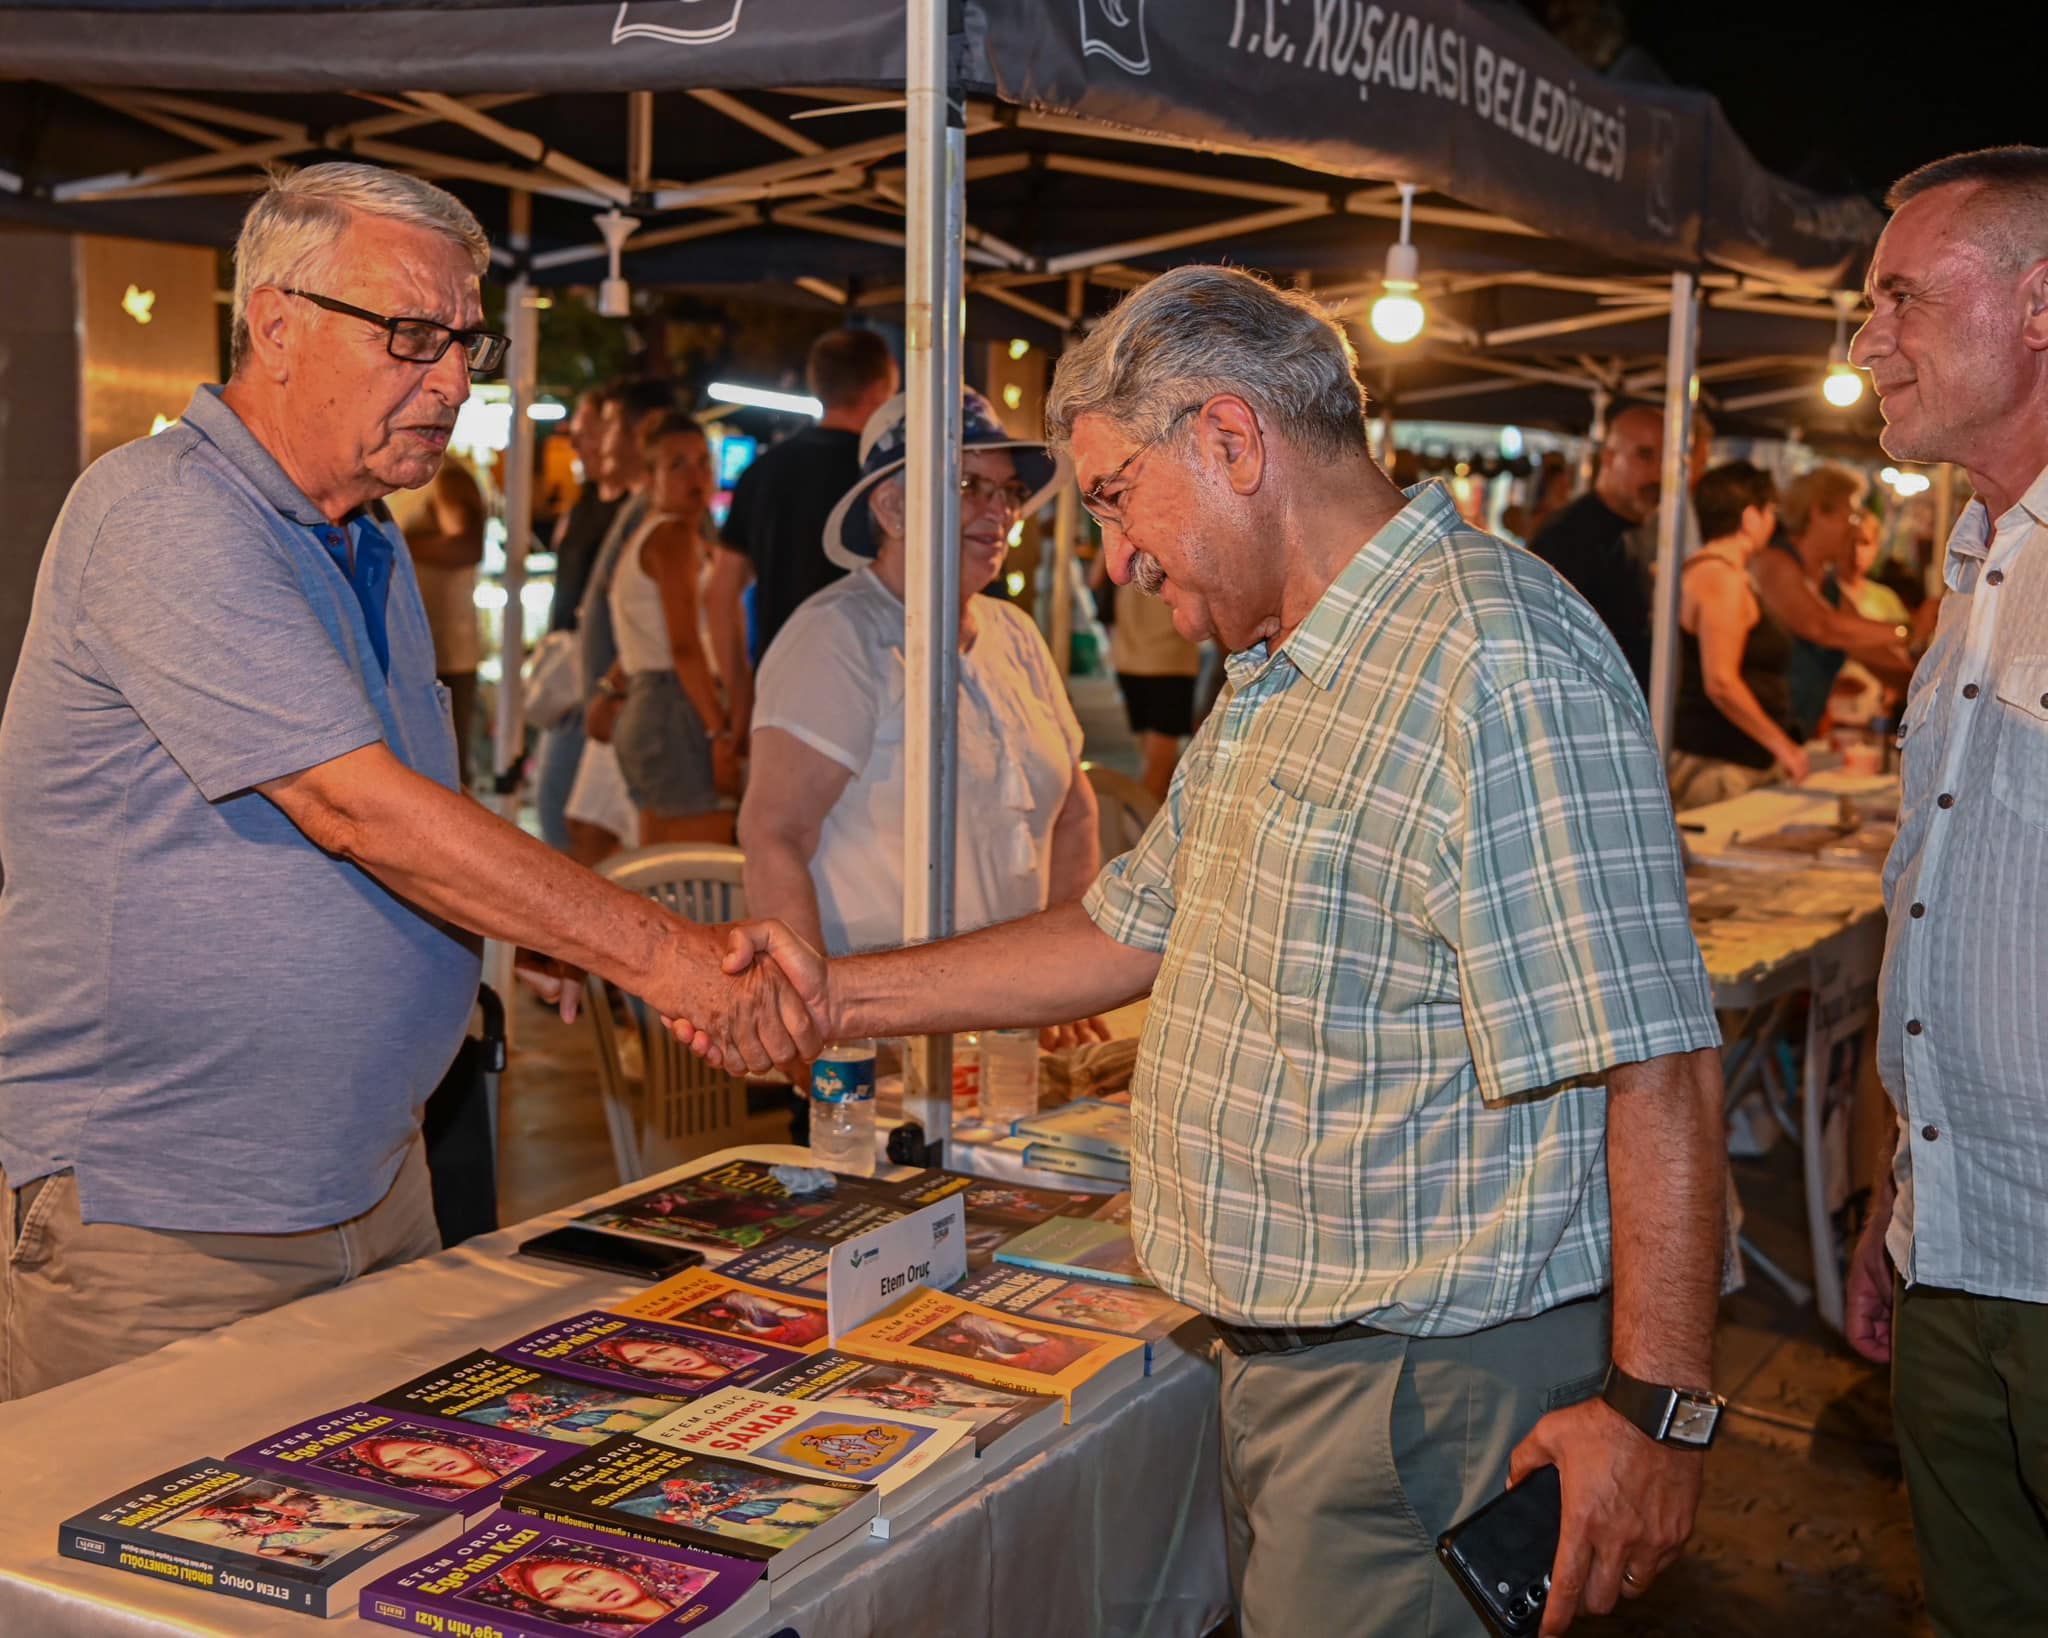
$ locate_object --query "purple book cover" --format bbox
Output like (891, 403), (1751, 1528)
(359, 1513), (768, 1638)
(501, 1311), (801, 1399)
(229, 1404), (564, 1523)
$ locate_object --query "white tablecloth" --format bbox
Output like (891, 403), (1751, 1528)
(0, 1146), (1229, 1638)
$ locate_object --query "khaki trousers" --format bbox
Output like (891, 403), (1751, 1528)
(1220, 1294), (1611, 1638)
(0, 1138), (440, 1402)
(1893, 1282), (2048, 1638)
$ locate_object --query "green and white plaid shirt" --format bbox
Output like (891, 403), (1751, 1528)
(1084, 483), (1720, 1333)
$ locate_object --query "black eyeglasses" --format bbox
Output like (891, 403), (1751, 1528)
(1079, 402), (1202, 529)
(282, 289), (510, 375)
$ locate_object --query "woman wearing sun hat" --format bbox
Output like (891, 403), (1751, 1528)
(737, 389), (1106, 1046)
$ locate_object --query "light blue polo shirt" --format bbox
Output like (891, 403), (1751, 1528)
(0, 386), (481, 1233)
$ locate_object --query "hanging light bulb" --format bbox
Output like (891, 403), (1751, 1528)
(1369, 183), (1426, 346)
(1821, 292), (1865, 407)
(594, 209), (641, 320)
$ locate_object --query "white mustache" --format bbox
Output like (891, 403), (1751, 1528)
(1131, 552), (1166, 595)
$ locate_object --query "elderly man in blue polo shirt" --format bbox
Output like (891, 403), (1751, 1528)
(686, 266), (1730, 1636)
(0, 163), (814, 1401)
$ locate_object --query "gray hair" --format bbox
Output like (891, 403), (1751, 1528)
(1886, 146), (2048, 272)
(230, 162), (490, 371)
(1045, 265), (1370, 460)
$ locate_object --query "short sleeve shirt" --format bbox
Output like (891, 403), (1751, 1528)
(718, 427), (861, 661)
(752, 571), (1084, 955)
(1084, 484), (1720, 1331)
(0, 386), (481, 1232)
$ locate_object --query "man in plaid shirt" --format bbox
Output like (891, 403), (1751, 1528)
(687, 267), (1727, 1636)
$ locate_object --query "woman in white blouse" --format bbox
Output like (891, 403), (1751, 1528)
(738, 389), (1107, 1044)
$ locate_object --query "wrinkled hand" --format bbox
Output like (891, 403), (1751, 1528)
(1039, 1016), (1114, 1052)
(1508, 1398), (1704, 1633)
(664, 919), (831, 1075)
(1845, 1210), (1896, 1364)
(513, 948), (584, 1023)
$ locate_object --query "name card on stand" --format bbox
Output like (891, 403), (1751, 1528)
(826, 1195), (967, 1342)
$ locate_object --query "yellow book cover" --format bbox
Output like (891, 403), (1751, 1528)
(611, 1267), (831, 1354)
(838, 1289), (1145, 1422)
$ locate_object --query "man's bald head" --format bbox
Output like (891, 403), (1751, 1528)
(1596, 405), (1665, 524)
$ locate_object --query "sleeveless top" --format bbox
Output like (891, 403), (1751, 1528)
(1672, 551), (1797, 768)
(606, 511), (689, 675)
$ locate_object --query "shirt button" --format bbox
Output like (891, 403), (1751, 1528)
(1987, 569), (2005, 586)
(1906, 1019), (1924, 1036)
(1937, 793), (1956, 809)
(1910, 902), (1926, 918)
(1922, 1125), (1940, 1142)
(1963, 683), (1981, 700)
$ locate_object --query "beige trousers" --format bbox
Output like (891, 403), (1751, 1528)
(0, 1138), (440, 1403)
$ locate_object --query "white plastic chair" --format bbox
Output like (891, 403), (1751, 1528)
(584, 843), (755, 1185)
(1085, 762), (1161, 862)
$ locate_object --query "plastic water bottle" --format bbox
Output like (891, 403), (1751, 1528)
(810, 1040), (877, 1177)
(979, 1028), (1041, 1127)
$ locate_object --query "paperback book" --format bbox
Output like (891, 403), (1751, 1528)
(57, 1459), (458, 1618)
(992, 1215), (1153, 1286)
(376, 1350), (689, 1447)
(611, 1267), (831, 1353)
(751, 1351), (1061, 1463)
(955, 1264), (1194, 1345)
(502, 1434), (876, 1579)
(642, 1387), (973, 1537)
(500, 1311), (801, 1399)
(229, 1404), (563, 1523)
(1010, 1099), (1131, 1161)
(359, 1513), (769, 1638)
(716, 1238), (830, 1299)
(577, 1159), (848, 1255)
(1013, 1141), (1130, 1185)
(836, 1289), (1145, 1422)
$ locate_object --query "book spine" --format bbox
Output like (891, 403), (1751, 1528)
(59, 1523), (319, 1615)
(992, 1251), (1148, 1288)
(1020, 1145), (1130, 1181)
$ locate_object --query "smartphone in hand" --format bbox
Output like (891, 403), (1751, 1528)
(1437, 1464), (1561, 1637)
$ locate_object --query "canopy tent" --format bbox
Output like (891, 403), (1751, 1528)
(0, 0), (1888, 1144)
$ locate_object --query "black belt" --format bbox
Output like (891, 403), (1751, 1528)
(1211, 1317), (1388, 1356)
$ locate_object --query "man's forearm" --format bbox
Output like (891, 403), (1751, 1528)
(266, 745), (710, 1000)
(1606, 1047), (1726, 1387)
(833, 900), (1160, 1041)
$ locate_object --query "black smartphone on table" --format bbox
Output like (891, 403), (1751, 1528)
(1437, 1464), (1562, 1637)
(516, 1225), (707, 1281)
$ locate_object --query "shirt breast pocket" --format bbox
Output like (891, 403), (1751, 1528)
(1992, 660), (2048, 826)
(1215, 777), (1353, 1000)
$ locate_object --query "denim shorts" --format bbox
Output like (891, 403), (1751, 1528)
(613, 670), (717, 816)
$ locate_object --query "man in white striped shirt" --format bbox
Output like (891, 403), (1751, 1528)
(1848, 145), (2048, 1636)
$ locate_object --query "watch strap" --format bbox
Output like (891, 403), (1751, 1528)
(1601, 1363), (1723, 1448)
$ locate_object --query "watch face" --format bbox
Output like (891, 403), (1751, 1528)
(1667, 1398), (1720, 1446)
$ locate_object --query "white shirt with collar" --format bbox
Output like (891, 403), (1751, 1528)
(1879, 460), (2048, 1301)
(753, 567), (1085, 957)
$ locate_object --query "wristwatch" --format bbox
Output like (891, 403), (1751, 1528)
(1601, 1363), (1725, 1449)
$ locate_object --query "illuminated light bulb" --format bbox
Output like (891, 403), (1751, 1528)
(1369, 194), (1426, 346)
(1001, 382), (1025, 411)
(1005, 571), (1027, 597)
(1008, 338), (1031, 360)
(1880, 466), (1900, 486)
(1822, 361), (1865, 408)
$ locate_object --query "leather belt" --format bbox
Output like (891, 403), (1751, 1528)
(1211, 1317), (1387, 1356)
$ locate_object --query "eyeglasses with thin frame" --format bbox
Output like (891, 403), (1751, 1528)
(281, 288), (510, 375)
(960, 472), (1034, 513)
(1079, 402), (1202, 529)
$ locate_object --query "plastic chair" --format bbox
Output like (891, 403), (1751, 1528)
(584, 843), (755, 1185)
(1085, 762), (1161, 862)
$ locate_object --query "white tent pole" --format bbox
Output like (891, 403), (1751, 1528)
(1047, 275), (1087, 680)
(901, 0), (964, 1155)
(1648, 272), (1700, 753)
(483, 188), (538, 1044)
(495, 188), (538, 790)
